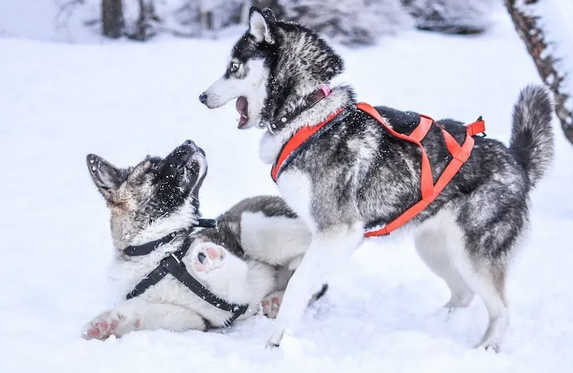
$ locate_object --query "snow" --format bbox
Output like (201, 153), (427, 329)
(1, 9), (573, 373)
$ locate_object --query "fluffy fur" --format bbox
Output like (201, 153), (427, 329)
(199, 7), (555, 351)
(83, 140), (317, 339)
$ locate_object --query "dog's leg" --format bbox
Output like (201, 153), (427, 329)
(82, 297), (207, 340)
(463, 265), (509, 352)
(414, 213), (475, 309)
(266, 222), (364, 347)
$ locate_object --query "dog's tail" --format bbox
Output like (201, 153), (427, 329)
(509, 85), (554, 189)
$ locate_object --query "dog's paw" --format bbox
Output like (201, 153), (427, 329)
(266, 328), (285, 349)
(475, 339), (501, 353)
(261, 291), (284, 319)
(82, 311), (140, 340)
(192, 244), (226, 274)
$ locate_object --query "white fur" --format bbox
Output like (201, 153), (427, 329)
(249, 11), (274, 44)
(267, 220), (364, 347)
(240, 211), (311, 266)
(267, 169), (365, 346)
(86, 215), (278, 339)
(414, 207), (509, 350)
(202, 59), (268, 129)
(275, 170), (317, 232)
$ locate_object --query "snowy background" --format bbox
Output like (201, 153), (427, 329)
(1, 2), (573, 373)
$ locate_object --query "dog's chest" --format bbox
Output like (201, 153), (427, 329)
(276, 170), (317, 233)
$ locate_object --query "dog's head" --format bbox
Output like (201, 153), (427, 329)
(87, 140), (207, 249)
(199, 7), (344, 131)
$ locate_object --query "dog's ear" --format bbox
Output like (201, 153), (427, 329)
(249, 6), (275, 44)
(262, 8), (277, 22)
(86, 154), (124, 200)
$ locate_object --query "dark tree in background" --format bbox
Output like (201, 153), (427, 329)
(102, 0), (124, 38)
(505, 0), (573, 145)
(97, 0), (497, 43)
(403, 0), (493, 34)
(131, 0), (158, 40)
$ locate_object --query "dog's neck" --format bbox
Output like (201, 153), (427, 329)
(111, 199), (199, 255)
(259, 85), (355, 164)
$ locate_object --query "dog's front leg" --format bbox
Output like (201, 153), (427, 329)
(83, 297), (207, 340)
(266, 222), (364, 348)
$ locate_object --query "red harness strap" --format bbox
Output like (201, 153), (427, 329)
(271, 102), (486, 237)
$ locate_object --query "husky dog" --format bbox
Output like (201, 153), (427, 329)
(199, 7), (554, 351)
(83, 140), (314, 340)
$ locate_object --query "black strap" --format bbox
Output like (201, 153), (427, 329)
(126, 239), (249, 326)
(124, 229), (188, 256)
(197, 218), (218, 229)
(123, 218), (218, 257)
(268, 87), (330, 133)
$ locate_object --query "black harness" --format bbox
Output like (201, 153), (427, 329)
(124, 218), (249, 327)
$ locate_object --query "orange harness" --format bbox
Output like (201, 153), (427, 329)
(271, 102), (486, 237)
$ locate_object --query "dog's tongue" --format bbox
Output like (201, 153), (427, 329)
(235, 96), (249, 129)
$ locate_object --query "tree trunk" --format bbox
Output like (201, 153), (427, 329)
(102, 0), (124, 38)
(131, 0), (157, 41)
(504, 0), (573, 145)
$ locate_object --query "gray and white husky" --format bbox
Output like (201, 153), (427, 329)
(83, 140), (313, 339)
(200, 7), (554, 351)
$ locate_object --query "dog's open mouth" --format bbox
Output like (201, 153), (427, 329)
(236, 96), (249, 129)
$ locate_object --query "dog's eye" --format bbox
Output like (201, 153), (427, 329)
(230, 62), (240, 73)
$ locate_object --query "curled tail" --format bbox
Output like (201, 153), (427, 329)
(509, 85), (554, 189)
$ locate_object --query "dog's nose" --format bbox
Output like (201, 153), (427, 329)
(184, 140), (197, 150)
(199, 92), (207, 104)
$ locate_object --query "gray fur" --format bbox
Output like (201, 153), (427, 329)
(192, 195), (298, 259)
(509, 85), (554, 189)
(87, 141), (322, 336)
(200, 7), (555, 351)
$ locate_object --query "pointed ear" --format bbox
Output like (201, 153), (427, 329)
(262, 7), (276, 22)
(86, 154), (124, 200)
(249, 6), (274, 44)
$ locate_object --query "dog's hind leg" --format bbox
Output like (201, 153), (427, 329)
(266, 222), (364, 347)
(462, 263), (509, 352)
(83, 297), (208, 340)
(416, 207), (510, 351)
(414, 209), (475, 309)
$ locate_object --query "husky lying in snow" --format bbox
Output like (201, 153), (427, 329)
(199, 7), (554, 351)
(83, 140), (319, 339)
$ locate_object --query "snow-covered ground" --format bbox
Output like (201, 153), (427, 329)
(1, 10), (572, 373)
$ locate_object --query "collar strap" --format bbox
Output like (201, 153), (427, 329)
(267, 85), (331, 134)
(126, 238), (249, 326)
(124, 218), (218, 257)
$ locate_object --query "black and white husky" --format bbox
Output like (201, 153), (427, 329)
(83, 140), (314, 339)
(199, 7), (555, 351)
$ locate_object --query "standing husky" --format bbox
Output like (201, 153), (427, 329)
(199, 7), (554, 351)
(83, 140), (313, 339)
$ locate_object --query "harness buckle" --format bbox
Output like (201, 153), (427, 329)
(170, 253), (182, 265)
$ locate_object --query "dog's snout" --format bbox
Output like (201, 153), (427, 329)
(184, 139), (197, 149)
(199, 92), (207, 104)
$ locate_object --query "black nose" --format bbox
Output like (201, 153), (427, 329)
(184, 139), (197, 150)
(197, 251), (206, 264)
(199, 93), (207, 104)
